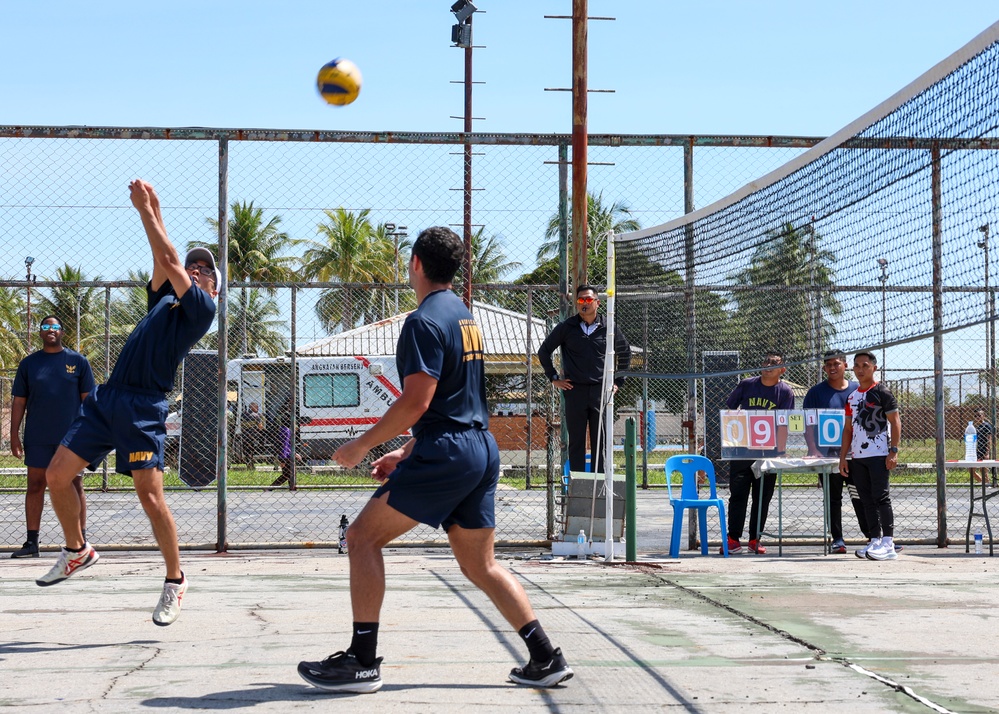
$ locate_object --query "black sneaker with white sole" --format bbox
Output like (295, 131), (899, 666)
(298, 650), (383, 693)
(509, 647), (574, 687)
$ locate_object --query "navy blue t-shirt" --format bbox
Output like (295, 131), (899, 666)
(396, 289), (489, 437)
(802, 380), (859, 457)
(726, 376), (795, 458)
(726, 376), (795, 412)
(109, 280), (216, 393)
(12, 348), (95, 445)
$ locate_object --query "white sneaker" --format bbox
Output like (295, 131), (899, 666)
(153, 575), (188, 626)
(866, 540), (898, 561)
(855, 538), (881, 560)
(35, 544), (99, 586)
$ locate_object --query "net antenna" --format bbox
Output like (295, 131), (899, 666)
(600, 232), (618, 561)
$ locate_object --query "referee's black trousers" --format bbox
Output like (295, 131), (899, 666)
(564, 383), (605, 473)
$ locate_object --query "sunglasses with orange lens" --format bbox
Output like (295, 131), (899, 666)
(576, 296), (597, 304)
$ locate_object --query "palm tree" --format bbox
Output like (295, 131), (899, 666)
(105, 270), (152, 378)
(302, 208), (396, 332)
(728, 222), (841, 384)
(462, 228), (523, 308)
(0, 286), (26, 370)
(199, 288), (286, 359)
(520, 192), (641, 287)
(35, 265), (104, 360)
(196, 200), (300, 354)
(537, 191), (641, 262)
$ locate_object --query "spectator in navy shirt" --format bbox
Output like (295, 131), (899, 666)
(722, 351), (795, 555)
(9, 316), (95, 558)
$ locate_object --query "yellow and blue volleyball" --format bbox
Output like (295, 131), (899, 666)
(317, 58), (362, 106)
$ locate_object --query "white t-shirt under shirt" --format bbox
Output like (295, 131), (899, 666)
(844, 382), (899, 458)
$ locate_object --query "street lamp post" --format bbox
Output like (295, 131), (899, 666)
(978, 224), (995, 470)
(385, 223), (408, 314)
(878, 258), (889, 378)
(24, 256), (35, 350)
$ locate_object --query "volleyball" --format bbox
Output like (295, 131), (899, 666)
(317, 58), (362, 106)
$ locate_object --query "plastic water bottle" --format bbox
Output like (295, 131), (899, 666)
(577, 529), (586, 560)
(965, 421), (978, 462)
(975, 527), (983, 554)
(338, 515), (349, 554)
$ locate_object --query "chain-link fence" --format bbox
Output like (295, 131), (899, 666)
(1, 126), (992, 552)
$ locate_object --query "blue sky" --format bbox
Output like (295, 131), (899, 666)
(2, 2), (997, 377)
(1, 1), (996, 135)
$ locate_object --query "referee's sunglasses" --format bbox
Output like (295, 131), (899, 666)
(576, 296), (597, 304)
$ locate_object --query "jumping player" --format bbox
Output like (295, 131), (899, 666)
(298, 226), (572, 693)
(35, 179), (218, 627)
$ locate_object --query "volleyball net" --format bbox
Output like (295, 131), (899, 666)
(612, 21), (999, 386)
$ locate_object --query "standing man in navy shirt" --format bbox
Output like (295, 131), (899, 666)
(803, 349), (867, 554)
(723, 351), (795, 555)
(9, 316), (95, 558)
(35, 180), (218, 628)
(538, 284), (631, 473)
(299, 227), (572, 693)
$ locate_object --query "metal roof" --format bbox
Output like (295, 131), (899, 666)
(296, 302), (551, 371)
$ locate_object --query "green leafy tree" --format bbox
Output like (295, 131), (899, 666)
(35, 265), (105, 361)
(303, 208), (397, 332)
(522, 192), (641, 286)
(728, 223), (841, 385)
(0, 286), (27, 370)
(199, 288), (286, 359)
(195, 201), (300, 356)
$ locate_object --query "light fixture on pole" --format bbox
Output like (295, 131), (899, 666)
(877, 258), (889, 376)
(978, 224), (995, 470)
(450, 0), (476, 46)
(24, 256), (35, 349)
(385, 223), (408, 314)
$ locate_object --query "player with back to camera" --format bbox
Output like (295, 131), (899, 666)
(35, 179), (218, 627)
(297, 226), (572, 693)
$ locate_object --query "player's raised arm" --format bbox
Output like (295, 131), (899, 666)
(129, 180), (196, 298)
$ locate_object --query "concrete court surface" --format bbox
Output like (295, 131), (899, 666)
(3, 546), (999, 713)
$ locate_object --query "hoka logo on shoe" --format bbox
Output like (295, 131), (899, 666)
(130, 451), (154, 462)
(356, 669), (379, 679)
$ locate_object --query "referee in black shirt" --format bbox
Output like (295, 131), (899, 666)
(538, 285), (631, 474)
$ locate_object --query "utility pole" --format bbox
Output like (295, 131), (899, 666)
(450, 1), (479, 309)
(571, 0), (588, 291)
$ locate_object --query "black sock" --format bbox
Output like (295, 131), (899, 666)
(165, 571), (185, 585)
(67, 543), (86, 553)
(350, 622), (379, 666)
(518, 620), (555, 662)
(27, 530), (39, 544)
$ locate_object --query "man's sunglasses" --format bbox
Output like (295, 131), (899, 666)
(186, 263), (215, 279)
(40, 324), (62, 331)
(576, 296), (597, 304)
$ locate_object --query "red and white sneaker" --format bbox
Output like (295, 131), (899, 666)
(747, 539), (767, 554)
(720, 538), (742, 555)
(35, 544), (100, 586)
(153, 575), (188, 626)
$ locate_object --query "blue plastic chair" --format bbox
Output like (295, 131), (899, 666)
(665, 454), (728, 558)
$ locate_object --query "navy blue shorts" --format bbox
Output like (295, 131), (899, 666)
(23, 444), (58, 469)
(61, 384), (168, 475)
(374, 427), (499, 531)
